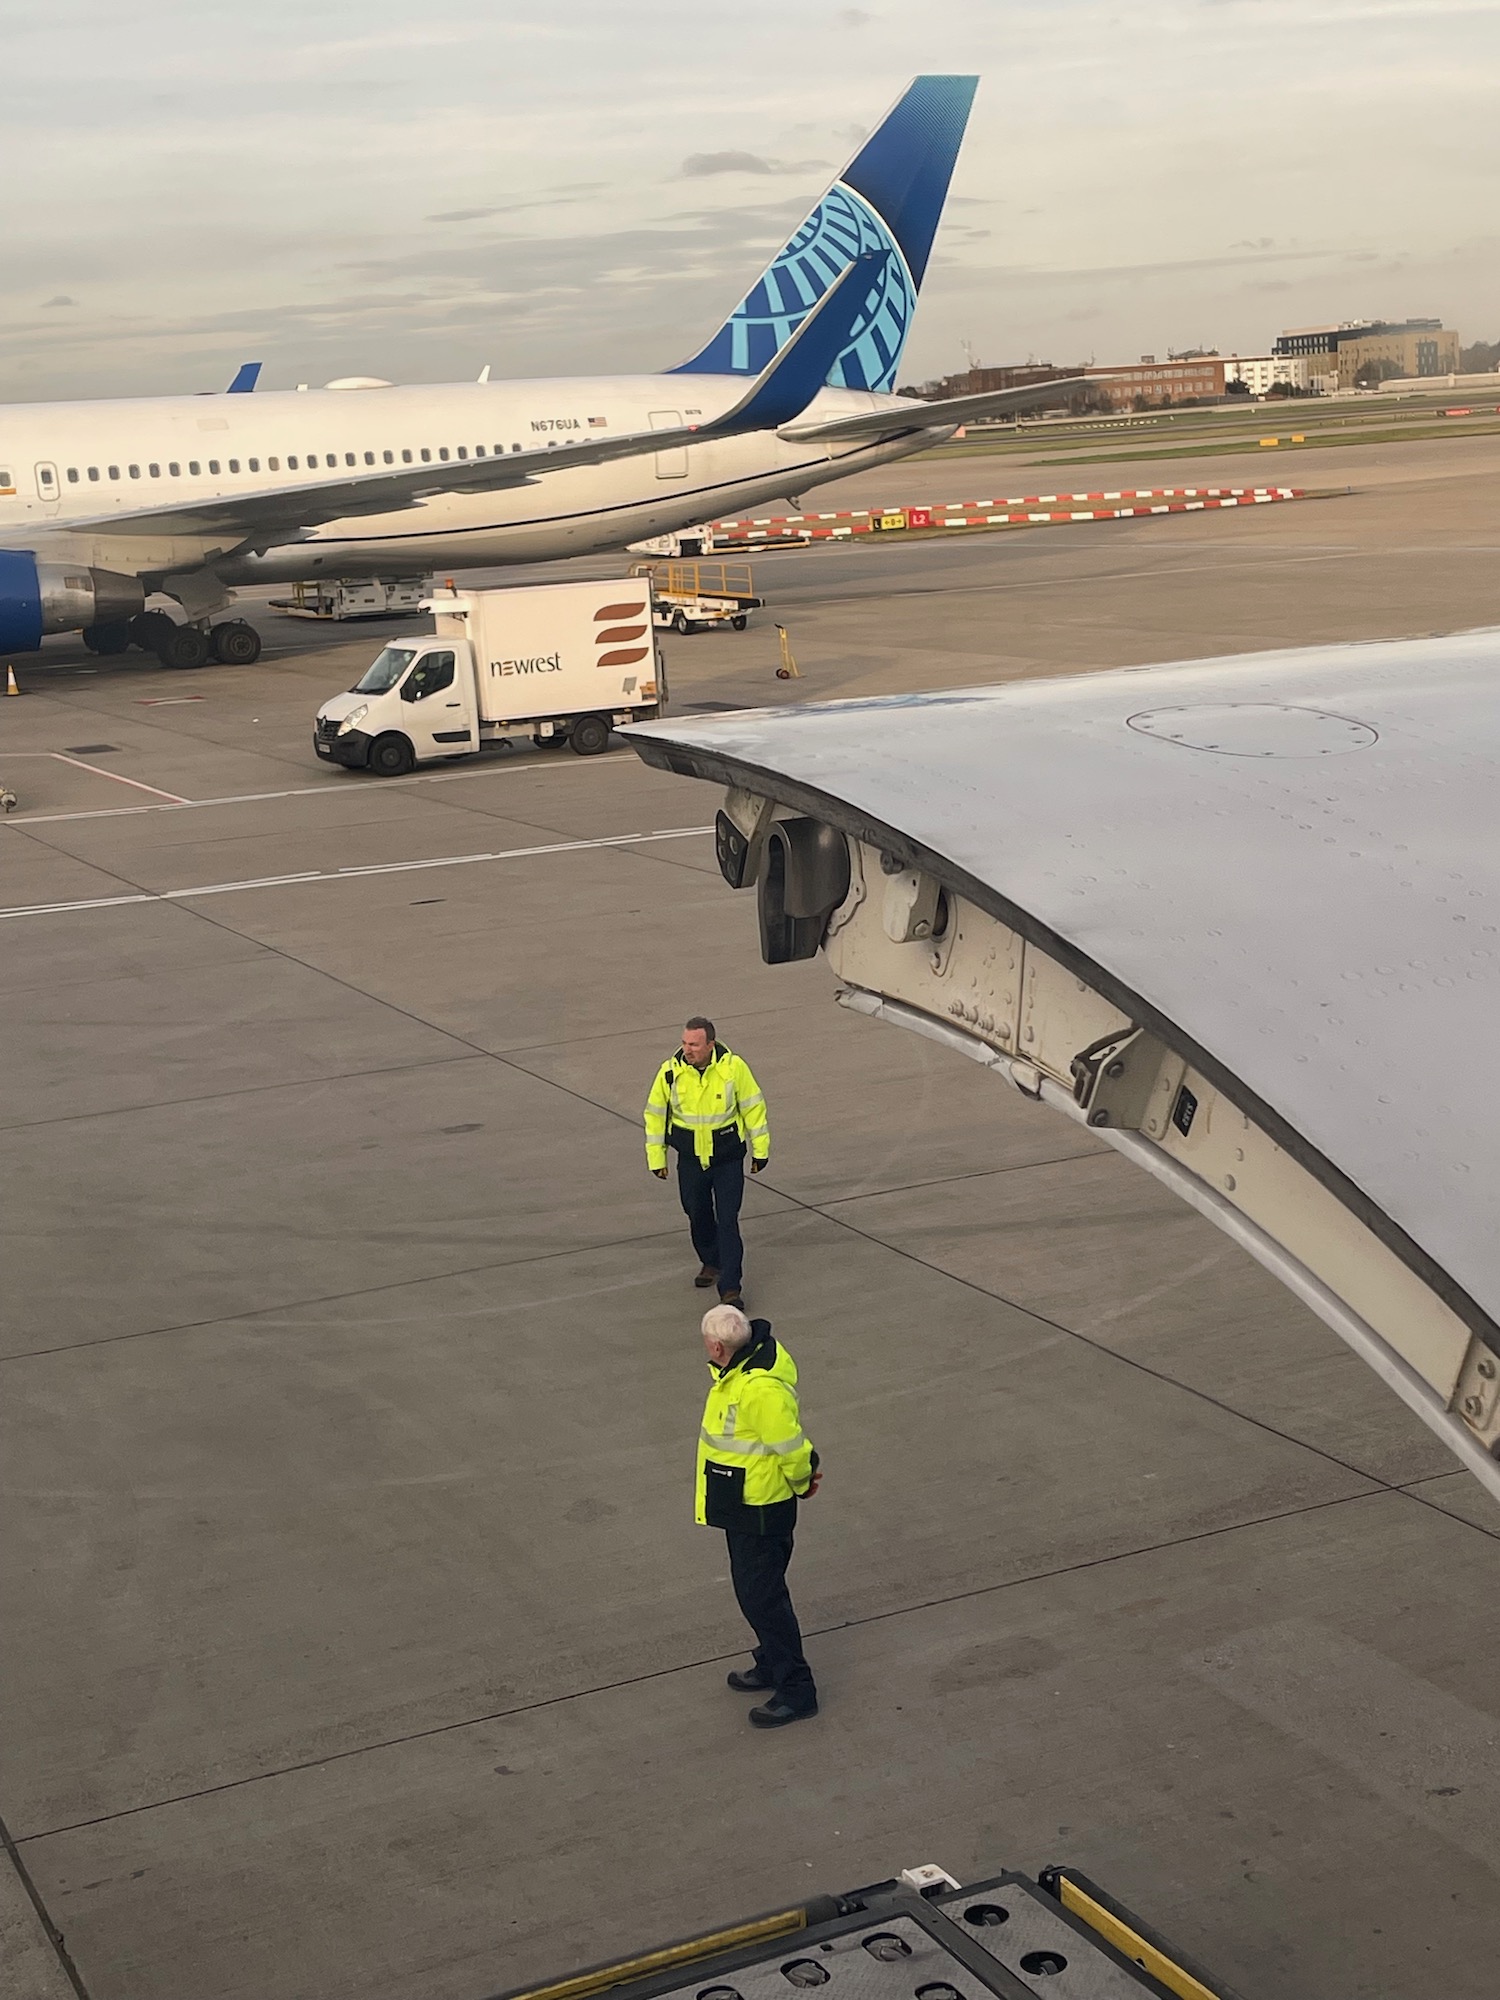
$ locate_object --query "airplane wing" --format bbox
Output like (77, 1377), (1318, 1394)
(624, 636), (1500, 1506)
(32, 255), (883, 558)
(780, 376), (1091, 445)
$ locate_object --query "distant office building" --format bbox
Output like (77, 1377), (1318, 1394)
(1223, 354), (1316, 395)
(1084, 355), (1226, 408)
(1272, 319), (1460, 389)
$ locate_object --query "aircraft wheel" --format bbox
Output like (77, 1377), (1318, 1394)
(157, 624), (212, 669)
(569, 713), (611, 757)
(211, 620), (262, 665)
(83, 621), (133, 655)
(131, 610), (176, 651)
(369, 733), (415, 777)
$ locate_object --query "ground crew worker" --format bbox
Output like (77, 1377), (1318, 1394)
(697, 1304), (820, 1727)
(644, 1017), (769, 1305)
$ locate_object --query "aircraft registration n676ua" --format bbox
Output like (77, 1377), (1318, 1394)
(0, 75), (1082, 670)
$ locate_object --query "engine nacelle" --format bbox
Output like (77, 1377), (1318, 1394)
(0, 550), (145, 652)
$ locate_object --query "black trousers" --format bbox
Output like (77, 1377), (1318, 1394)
(726, 1529), (817, 1711)
(675, 1147), (745, 1295)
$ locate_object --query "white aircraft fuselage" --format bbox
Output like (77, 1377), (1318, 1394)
(0, 376), (934, 583)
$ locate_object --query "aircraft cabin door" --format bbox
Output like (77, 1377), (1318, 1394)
(34, 462), (61, 516)
(398, 648), (474, 759)
(649, 411), (688, 480)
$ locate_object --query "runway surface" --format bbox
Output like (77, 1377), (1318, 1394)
(2, 434), (1497, 2000)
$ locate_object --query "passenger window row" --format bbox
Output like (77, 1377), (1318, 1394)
(52, 441), (541, 487)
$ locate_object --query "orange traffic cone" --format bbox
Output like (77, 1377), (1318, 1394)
(4, 663), (20, 695)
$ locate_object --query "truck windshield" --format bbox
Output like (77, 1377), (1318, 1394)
(354, 645), (418, 694)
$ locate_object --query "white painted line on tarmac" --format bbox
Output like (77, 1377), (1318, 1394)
(52, 752), (189, 802)
(1, 751), (188, 804)
(0, 824), (715, 924)
(6, 753), (629, 827)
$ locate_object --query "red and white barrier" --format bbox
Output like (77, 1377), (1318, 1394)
(707, 486), (1304, 542)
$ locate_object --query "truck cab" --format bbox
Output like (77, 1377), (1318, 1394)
(315, 639), (475, 774)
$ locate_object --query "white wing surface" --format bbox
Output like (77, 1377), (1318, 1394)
(627, 631), (1500, 1503)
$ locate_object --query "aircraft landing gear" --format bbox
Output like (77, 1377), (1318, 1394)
(82, 620), (133, 655)
(130, 610), (177, 653)
(127, 609), (259, 668)
(210, 620), (261, 665)
(156, 623), (212, 670)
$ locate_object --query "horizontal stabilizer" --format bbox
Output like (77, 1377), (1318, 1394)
(782, 376), (1090, 445)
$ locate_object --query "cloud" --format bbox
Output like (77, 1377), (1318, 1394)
(41, 294), (77, 307)
(677, 150), (829, 179)
(426, 187), (610, 223)
(679, 150), (776, 178)
(4, 0), (1499, 399)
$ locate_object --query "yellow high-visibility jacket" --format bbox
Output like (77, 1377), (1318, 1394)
(643, 1044), (769, 1171)
(696, 1323), (816, 1534)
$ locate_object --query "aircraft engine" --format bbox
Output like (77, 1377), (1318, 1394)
(0, 550), (145, 651)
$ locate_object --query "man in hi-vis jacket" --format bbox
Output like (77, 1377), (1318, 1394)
(696, 1304), (820, 1728)
(644, 1017), (769, 1306)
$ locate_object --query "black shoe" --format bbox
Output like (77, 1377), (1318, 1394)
(727, 1667), (774, 1692)
(749, 1697), (817, 1728)
(694, 1265), (719, 1289)
(718, 1289), (744, 1306)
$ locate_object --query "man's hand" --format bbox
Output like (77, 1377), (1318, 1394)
(651, 1166), (668, 1179)
(803, 1469), (822, 1498)
(751, 1156), (768, 1174)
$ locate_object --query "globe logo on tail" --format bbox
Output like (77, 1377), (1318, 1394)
(722, 183), (916, 393)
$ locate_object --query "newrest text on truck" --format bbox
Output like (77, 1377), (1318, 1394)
(314, 579), (664, 775)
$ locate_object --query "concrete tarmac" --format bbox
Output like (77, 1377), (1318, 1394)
(2, 433), (1498, 2000)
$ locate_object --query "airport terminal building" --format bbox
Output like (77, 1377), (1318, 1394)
(1273, 317), (1461, 389)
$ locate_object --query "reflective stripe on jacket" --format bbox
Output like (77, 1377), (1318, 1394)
(643, 1044), (770, 1171)
(695, 1322), (815, 1534)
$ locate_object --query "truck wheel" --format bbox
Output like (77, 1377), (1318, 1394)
(569, 713), (611, 757)
(731, 614), (747, 632)
(369, 733), (416, 777)
(83, 620), (132, 655)
(157, 624), (212, 669)
(672, 610), (692, 635)
(211, 620), (262, 665)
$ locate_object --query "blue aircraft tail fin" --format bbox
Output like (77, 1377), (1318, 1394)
(226, 362), (262, 393)
(671, 74), (977, 392)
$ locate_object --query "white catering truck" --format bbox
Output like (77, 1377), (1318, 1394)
(313, 579), (663, 775)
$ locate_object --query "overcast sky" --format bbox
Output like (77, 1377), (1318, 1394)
(5, 0), (1499, 401)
